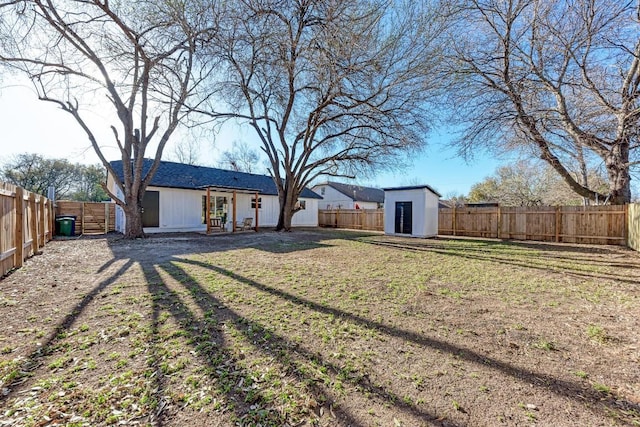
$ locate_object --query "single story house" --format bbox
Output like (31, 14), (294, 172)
(311, 181), (384, 210)
(107, 159), (322, 233)
(383, 185), (441, 238)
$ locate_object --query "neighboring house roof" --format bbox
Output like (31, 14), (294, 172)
(438, 200), (452, 209)
(109, 159), (322, 199)
(383, 185), (442, 197)
(465, 202), (499, 207)
(317, 181), (385, 203)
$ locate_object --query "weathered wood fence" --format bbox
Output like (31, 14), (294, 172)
(629, 203), (640, 251)
(319, 205), (639, 248)
(318, 209), (384, 231)
(439, 205), (627, 245)
(0, 182), (54, 277)
(56, 201), (116, 235)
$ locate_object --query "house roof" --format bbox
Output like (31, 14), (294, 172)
(315, 181), (385, 203)
(109, 159), (322, 199)
(382, 185), (442, 197)
(438, 200), (452, 209)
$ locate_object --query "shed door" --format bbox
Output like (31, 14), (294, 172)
(395, 201), (412, 234)
(142, 191), (160, 227)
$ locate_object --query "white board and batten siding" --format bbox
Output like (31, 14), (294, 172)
(383, 186), (440, 238)
(156, 187), (205, 232)
(108, 182), (318, 233)
(252, 195), (319, 227)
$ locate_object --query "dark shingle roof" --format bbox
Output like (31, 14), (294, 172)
(109, 159), (322, 199)
(322, 181), (385, 203)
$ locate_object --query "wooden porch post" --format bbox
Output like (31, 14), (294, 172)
(232, 190), (237, 232)
(206, 187), (211, 234)
(254, 192), (259, 231)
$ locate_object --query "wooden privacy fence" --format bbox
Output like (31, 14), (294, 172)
(319, 209), (384, 231)
(55, 201), (116, 235)
(439, 205), (628, 245)
(629, 203), (640, 251)
(319, 205), (637, 247)
(0, 182), (54, 277)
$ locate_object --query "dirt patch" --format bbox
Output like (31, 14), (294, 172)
(1, 229), (639, 426)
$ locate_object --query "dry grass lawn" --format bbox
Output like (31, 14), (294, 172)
(0, 229), (639, 426)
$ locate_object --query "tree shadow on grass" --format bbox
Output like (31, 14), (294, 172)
(152, 259), (457, 427)
(0, 230), (380, 424)
(358, 236), (640, 286)
(0, 257), (135, 404)
(174, 256), (640, 425)
(3, 230), (637, 425)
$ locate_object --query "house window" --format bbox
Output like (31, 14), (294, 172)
(320, 187), (325, 195)
(297, 200), (306, 210)
(202, 195), (228, 224)
(251, 197), (262, 209)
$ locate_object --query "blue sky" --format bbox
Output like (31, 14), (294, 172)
(0, 80), (501, 197)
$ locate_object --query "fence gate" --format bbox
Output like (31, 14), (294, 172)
(55, 201), (116, 235)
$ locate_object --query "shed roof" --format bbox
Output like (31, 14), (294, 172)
(316, 181), (385, 203)
(382, 185), (442, 197)
(109, 159), (322, 199)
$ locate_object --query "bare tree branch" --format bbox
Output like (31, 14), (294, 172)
(445, 0), (639, 204)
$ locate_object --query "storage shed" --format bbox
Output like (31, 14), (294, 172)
(383, 185), (441, 238)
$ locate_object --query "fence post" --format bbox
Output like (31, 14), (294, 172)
(29, 192), (39, 254)
(555, 206), (561, 243)
(452, 206), (457, 236)
(49, 199), (54, 240)
(81, 202), (85, 234)
(39, 196), (45, 248)
(496, 206), (501, 239)
(624, 203), (628, 245)
(15, 187), (24, 268)
(105, 203), (110, 234)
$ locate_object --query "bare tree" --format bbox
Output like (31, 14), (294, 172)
(172, 139), (202, 166)
(0, 0), (216, 237)
(467, 159), (609, 206)
(445, 0), (640, 204)
(200, 0), (445, 230)
(217, 141), (260, 173)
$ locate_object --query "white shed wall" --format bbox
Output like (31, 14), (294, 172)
(384, 188), (439, 238)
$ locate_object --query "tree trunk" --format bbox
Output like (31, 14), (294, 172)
(276, 192), (286, 231)
(276, 183), (299, 231)
(605, 145), (631, 205)
(122, 199), (145, 238)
